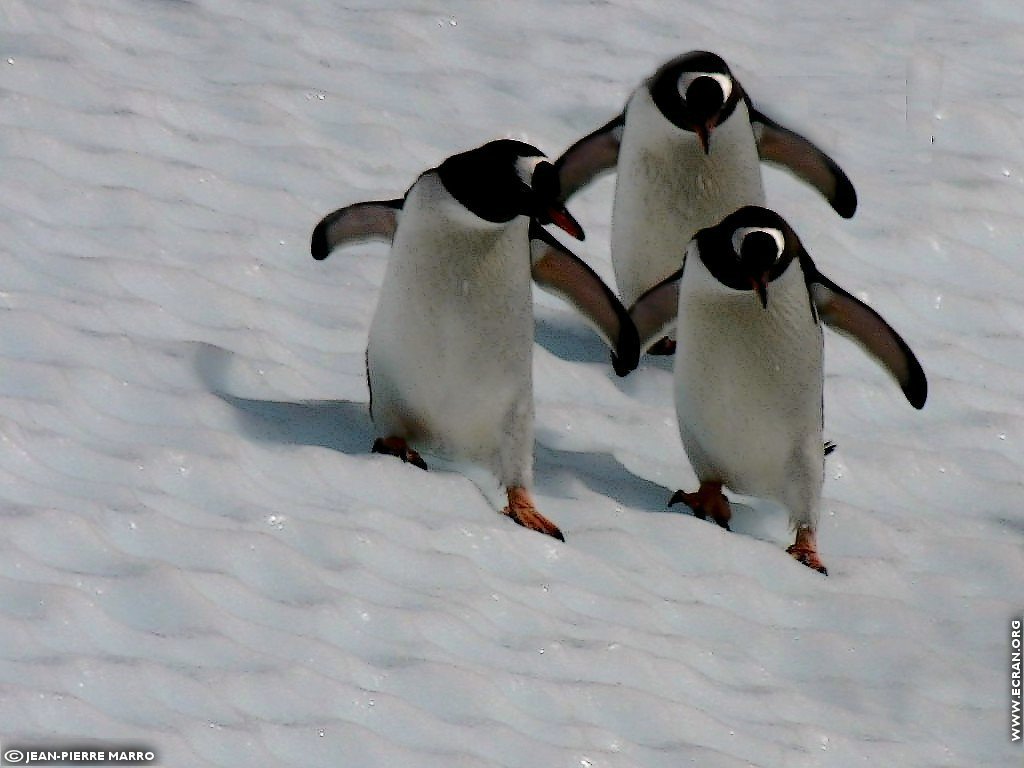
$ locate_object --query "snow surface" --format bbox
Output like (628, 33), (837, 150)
(1, 1), (1022, 766)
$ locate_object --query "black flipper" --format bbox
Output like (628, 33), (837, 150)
(529, 223), (639, 376)
(311, 199), (403, 261)
(750, 106), (857, 219)
(627, 264), (686, 356)
(805, 258), (927, 409)
(554, 113), (625, 202)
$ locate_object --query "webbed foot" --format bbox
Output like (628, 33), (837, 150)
(372, 436), (428, 470)
(669, 481), (732, 530)
(647, 337), (677, 356)
(503, 486), (564, 541)
(786, 527), (828, 575)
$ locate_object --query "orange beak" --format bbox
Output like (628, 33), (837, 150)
(695, 120), (715, 154)
(546, 204), (585, 241)
(751, 274), (769, 309)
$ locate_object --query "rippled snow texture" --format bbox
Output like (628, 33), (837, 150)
(0, 1), (1021, 766)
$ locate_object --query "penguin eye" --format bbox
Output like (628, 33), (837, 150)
(515, 155), (546, 188)
(677, 72), (733, 105)
(732, 227), (785, 261)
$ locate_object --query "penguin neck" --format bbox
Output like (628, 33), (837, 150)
(620, 87), (765, 227)
(389, 174), (531, 296)
(628, 86), (757, 164)
(681, 251), (812, 326)
(402, 174), (527, 258)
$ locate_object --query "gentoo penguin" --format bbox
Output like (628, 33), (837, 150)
(626, 206), (926, 573)
(312, 139), (640, 541)
(556, 50), (857, 353)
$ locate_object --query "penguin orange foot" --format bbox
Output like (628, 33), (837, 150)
(786, 527), (828, 574)
(647, 337), (677, 355)
(503, 486), (564, 541)
(372, 436), (428, 470)
(669, 481), (732, 530)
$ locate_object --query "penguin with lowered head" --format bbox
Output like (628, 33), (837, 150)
(556, 50), (857, 354)
(626, 205), (926, 573)
(313, 139), (640, 541)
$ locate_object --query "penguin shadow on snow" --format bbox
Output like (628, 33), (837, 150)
(194, 343), (682, 522)
(532, 442), (669, 515)
(193, 343), (375, 456)
(191, 342), (639, 489)
(193, 344), (784, 543)
(532, 428), (785, 543)
(534, 309), (674, 375)
(533, 311), (607, 366)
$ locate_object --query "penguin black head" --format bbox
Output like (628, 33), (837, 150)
(695, 206), (797, 309)
(436, 139), (584, 240)
(648, 50), (741, 154)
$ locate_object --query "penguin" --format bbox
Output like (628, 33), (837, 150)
(312, 139), (641, 541)
(625, 206), (927, 573)
(555, 50), (857, 353)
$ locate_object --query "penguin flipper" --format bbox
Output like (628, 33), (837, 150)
(529, 224), (640, 376)
(809, 271), (927, 409)
(628, 267), (684, 355)
(750, 107), (857, 219)
(311, 199), (403, 261)
(554, 114), (625, 201)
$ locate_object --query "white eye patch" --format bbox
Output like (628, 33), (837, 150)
(677, 71), (734, 103)
(515, 155), (546, 187)
(732, 227), (785, 259)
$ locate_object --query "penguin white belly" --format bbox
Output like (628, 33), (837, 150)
(367, 182), (534, 483)
(611, 90), (765, 304)
(673, 261), (823, 506)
